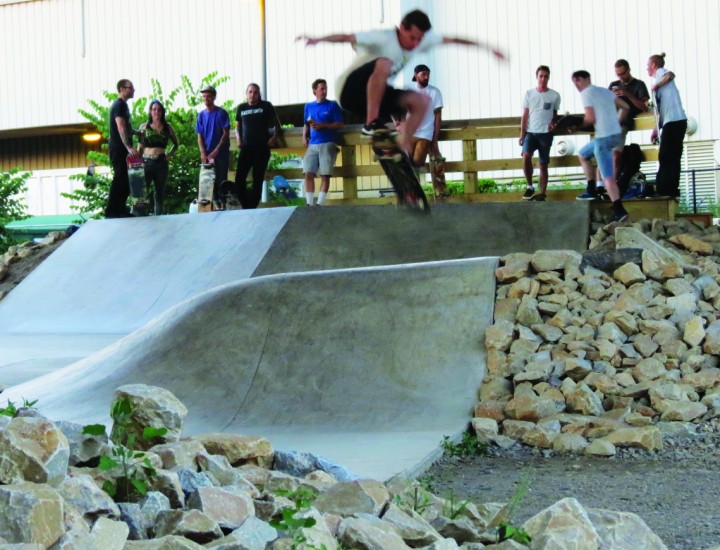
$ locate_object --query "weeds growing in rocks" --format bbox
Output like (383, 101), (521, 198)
(0, 397), (38, 417)
(441, 431), (488, 458)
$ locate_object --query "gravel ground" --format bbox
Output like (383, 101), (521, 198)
(426, 421), (720, 550)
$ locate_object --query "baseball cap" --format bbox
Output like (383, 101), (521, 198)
(200, 85), (217, 94)
(412, 64), (431, 81)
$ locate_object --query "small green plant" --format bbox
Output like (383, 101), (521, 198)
(491, 470), (533, 545)
(440, 431), (487, 458)
(393, 484), (432, 515)
(83, 396), (167, 502)
(269, 487), (319, 549)
(442, 488), (471, 520)
(0, 167), (31, 253)
(0, 398), (38, 418)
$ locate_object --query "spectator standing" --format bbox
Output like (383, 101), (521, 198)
(195, 85), (230, 209)
(235, 83), (282, 209)
(138, 100), (179, 215)
(303, 78), (344, 206)
(647, 53), (687, 199)
(105, 79), (138, 218)
(519, 65), (560, 202)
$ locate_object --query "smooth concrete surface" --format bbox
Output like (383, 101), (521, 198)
(0, 208), (294, 334)
(253, 202), (590, 276)
(3, 258), (497, 481)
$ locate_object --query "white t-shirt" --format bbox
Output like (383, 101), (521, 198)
(411, 84), (443, 140)
(581, 85), (622, 138)
(336, 28), (443, 92)
(654, 67), (686, 125)
(522, 88), (561, 133)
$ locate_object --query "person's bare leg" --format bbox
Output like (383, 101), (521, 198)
(603, 176), (620, 202)
(579, 155), (595, 181)
(398, 92), (430, 154)
(539, 163), (549, 195)
(523, 153), (534, 187)
(320, 175), (330, 193)
(304, 173), (316, 205)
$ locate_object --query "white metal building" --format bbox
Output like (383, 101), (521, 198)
(1, 0), (718, 213)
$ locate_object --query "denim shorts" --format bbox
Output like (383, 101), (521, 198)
(579, 133), (623, 179)
(522, 132), (553, 164)
(303, 142), (339, 176)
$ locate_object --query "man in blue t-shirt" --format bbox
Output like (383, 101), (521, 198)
(195, 85), (230, 208)
(302, 79), (344, 206)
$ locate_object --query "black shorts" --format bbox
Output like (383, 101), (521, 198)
(340, 59), (410, 122)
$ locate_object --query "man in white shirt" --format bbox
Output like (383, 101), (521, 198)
(297, 10), (505, 155)
(571, 70), (630, 223)
(519, 65), (561, 201)
(408, 64), (448, 197)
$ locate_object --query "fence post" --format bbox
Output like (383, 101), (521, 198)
(462, 139), (477, 194)
(341, 145), (358, 199)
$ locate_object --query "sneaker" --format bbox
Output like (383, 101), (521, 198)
(576, 191), (598, 200)
(521, 187), (535, 200)
(609, 210), (629, 223)
(361, 119), (392, 137)
(596, 187), (609, 201)
(529, 192), (546, 201)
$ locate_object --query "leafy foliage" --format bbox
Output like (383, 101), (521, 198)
(0, 167), (31, 252)
(493, 470), (533, 544)
(269, 487), (319, 549)
(83, 396), (167, 502)
(0, 397), (38, 418)
(440, 432), (488, 458)
(64, 73), (234, 217)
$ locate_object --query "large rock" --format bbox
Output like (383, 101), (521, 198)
(516, 295), (543, 327)
(504, 395), (563, 422)
(314, 480), (389, 517)
(703, 320), (720, 355)
(485, 320), (515, 352)
(565, 384), (604, 417)
(124, 535), (205, 549)
(154, 509), (223, 544)
(586, 507), (668, 549)
(187, 486), (254, 532)
(381, 503), (443, 547)
(0, 417), (69, 487)
(150, 440), (206, 471)
(89, 516), (129, 550)
(193, 434), (273, 468)
(56, 472), (120, 521)
(0, 482), (64, 547)
(614, 263), (646, 285)
(338, 516), (410, 549)
(683, 316), (706, 348)
(55, 420), (109, 467)
(601, 426), (663, 451)
(205, 515), (277, 549)
(668, 233), (713, 255)
(660, 401), (708, 422)
(531, 250), (582, 272)
(522, 497), (600, 549)
(112, 385), (188, 450)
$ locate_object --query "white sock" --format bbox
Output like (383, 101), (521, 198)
(317, 191), (327, 205)
(305, 192), (314, 205)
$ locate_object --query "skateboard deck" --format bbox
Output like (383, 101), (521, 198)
(371, 130), (429, 213)
(220, 180), (242, 210)
(198, 163), (215, 212)
(272, 175), (299, 200)
(127, 155), (148, 216)
(553, 113), (593, 134)
(429, 154), (448, 199)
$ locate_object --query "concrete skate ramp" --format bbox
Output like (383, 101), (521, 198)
(253, 202), (590, 276)
(4, 258), (497, 481)
(0, 209), (294, 335)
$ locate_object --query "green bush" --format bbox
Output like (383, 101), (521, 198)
(63, 73), (234, 217)
(0, 167), (31, 252)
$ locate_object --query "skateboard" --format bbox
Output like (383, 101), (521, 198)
(651, 90), (661, 144)
(552, 113), (593, 134)
(127, 155), (149, 216)
(272, 175), (299, 200)
(198, 163), (215, 212)
(220, 180), (242, 210)
(429, 154), (448, 199)
(371, 130), (429, 213)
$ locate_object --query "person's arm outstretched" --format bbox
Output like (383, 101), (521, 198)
(296, 33), (356, 46)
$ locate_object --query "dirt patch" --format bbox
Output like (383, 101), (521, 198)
(0, 238), (67, 298)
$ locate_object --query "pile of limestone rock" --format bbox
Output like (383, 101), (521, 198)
(475, 218), (720, 457)
(0, 384), (669, 549)
(0, 230), (67, 300)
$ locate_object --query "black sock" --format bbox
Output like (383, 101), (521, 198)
(612, 199), (626, 212)
(586, 180), (596, 194)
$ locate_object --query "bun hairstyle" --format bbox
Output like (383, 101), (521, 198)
(650, 52), (666, 67)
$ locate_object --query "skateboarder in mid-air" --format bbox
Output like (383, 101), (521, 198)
(297, 9), (506, 157)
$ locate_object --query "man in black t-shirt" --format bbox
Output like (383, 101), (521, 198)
(608, 60), (649, 176)
(234, 83), (282, 209)
(106, 79), (138, 218)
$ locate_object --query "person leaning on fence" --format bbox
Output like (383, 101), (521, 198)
(647, 52), (687, 200)
(519, 65), (560, 202)
(235, 83), (282, 209)
(302, 78), (343, 206)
